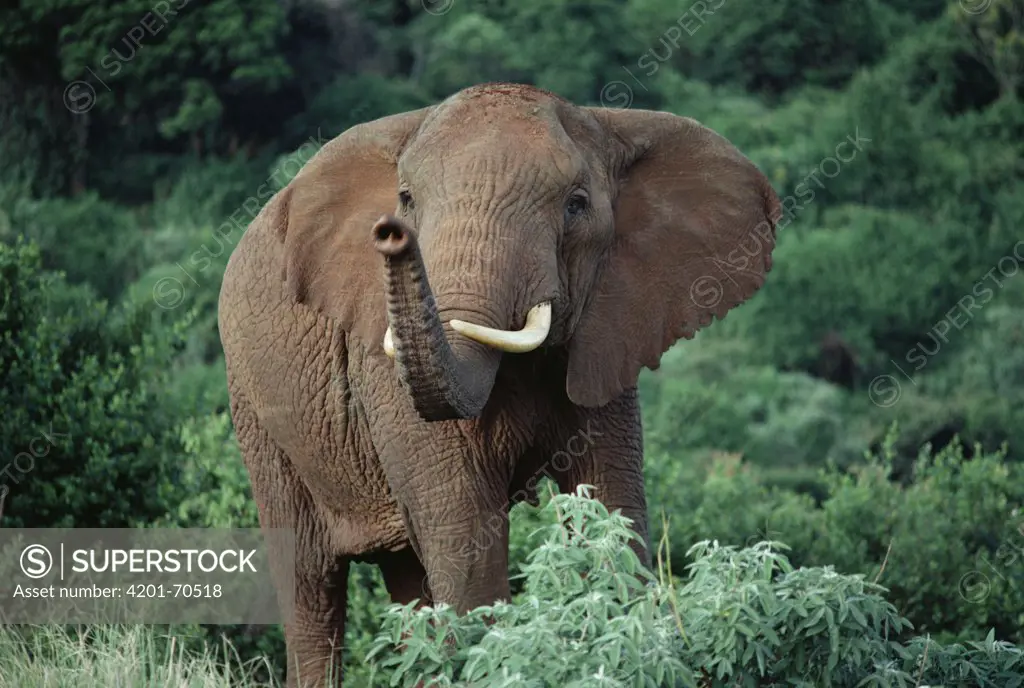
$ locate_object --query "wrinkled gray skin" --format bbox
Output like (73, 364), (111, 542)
(218, 83), (780, 686)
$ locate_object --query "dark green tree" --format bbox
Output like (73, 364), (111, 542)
(0, 241), (190, 528)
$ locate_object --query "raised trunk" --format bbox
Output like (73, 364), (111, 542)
(373, 216), (503, 421)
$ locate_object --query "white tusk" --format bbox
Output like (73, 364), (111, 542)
(449, 302), (551, 353)
(383, 327), (396, 358)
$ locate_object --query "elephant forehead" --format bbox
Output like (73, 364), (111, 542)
(409, 143), (579, 203)
(407, 113), (581, 187)
(422, 95), (563, 146)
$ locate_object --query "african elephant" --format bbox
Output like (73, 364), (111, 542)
(218, 82), (781, 686)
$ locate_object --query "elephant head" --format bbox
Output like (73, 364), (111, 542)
(280, 84), (781, 421)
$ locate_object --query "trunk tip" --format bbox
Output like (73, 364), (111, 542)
(373, 215), (411, 256)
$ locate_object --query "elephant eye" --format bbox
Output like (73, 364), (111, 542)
(564, 191), (588, 223)
(398, 189), (414, 212)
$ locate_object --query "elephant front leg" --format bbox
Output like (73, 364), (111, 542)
(285, 558), (350, 688)
(231, 396), (349, 687)
(552, 386), (650, 567)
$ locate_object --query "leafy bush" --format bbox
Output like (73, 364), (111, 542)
(285, 73), (432, 143)
(1, 193), (146, 301)
(158, 411), (255, 529)
(150, 156), (273, 235)
(367, 486), (1024, 687)
(717, 204), (1017, 375)
(644, 428), (1024, 648)
(0, 241), (191, 528)
(402, 0), (638, 105)
(910, 281), (1024, 459)
(626, 1), (902, 97)
(640, 338), (856, 487)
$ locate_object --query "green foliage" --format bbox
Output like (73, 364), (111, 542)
(949, 0), (1024, 98)
(2, 192), (146, 301)
(344, 563), (397, 686)
(0, 79), (69, 198)
(6, 0), (291, 134)
(414, 13), (521, 97)
(640, 339), (855, 486)
(399, 0), (639, 104)
(367, 487), (1024, 687)
(659, 0), (906, 95)
(159, 79), (225, 140)
(286, 73), (432, 142)
(149, 156), (273, 232)
(812, 440), (1024, 645)
(158, 411), (254, 528)
(0, 0), (296, 198)
(0, 241), (194, 528)
(644, 428), (1024, 648)
(675, 540), (913, 687)
(366, 486), (691, 686)
(718, 204), (1017, 373)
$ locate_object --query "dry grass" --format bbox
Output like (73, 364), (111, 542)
(0, 624), (275, 688)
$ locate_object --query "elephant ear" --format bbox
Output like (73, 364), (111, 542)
(280, 107), (434, 344)
(566, 108), (782, 407)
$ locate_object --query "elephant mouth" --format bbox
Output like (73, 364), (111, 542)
(383, 302), (552, 358)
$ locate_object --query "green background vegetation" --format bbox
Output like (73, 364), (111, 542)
(1, 0), (1023, 684)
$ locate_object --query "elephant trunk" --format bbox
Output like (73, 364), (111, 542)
(372, 215), (503, 421)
